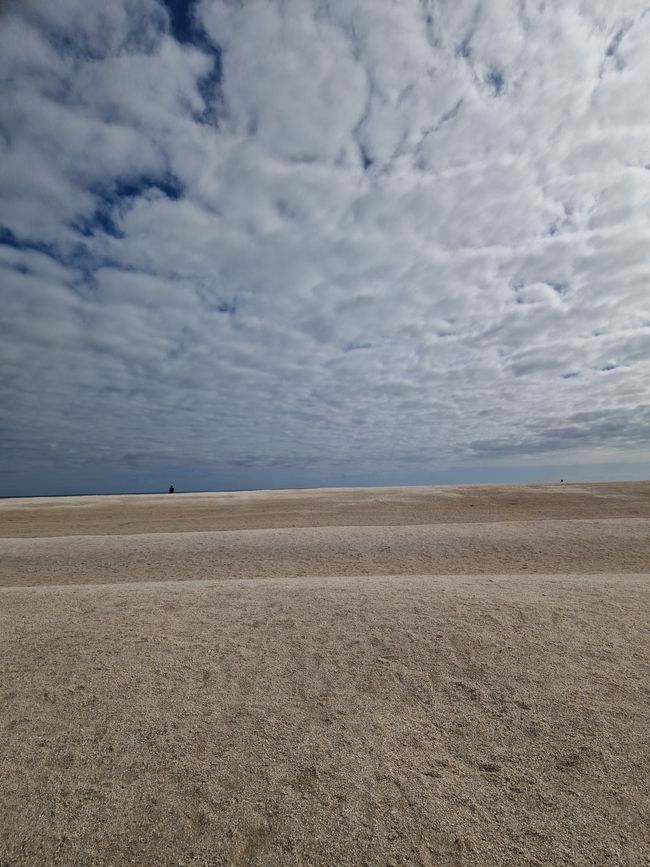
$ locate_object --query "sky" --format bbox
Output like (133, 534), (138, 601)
(1, 0), (649, 496)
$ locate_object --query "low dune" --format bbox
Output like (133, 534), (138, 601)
(1, 483), (649, 865)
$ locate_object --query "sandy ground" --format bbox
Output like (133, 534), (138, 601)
(2, 480), (650, 538)
(1, 482), (649, 866)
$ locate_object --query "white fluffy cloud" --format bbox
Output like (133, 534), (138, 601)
(1, 0), (650, 493)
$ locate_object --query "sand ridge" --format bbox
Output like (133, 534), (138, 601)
(2, 518), (650, 588)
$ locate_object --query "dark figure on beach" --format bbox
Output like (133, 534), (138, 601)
(169, 484), (175, 494)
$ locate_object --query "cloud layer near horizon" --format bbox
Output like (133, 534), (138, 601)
(2, 0), (650, 492)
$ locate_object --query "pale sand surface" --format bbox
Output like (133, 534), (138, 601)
(2, 519), (650, 588)
(1, 483), (649, 865)
(3, 480), (650, 538)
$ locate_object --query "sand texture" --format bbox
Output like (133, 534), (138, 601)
(1, 482), (649, 866)
(3, 480), (650, 538)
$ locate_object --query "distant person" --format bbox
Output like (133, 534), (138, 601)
(169, 484), (175, 494)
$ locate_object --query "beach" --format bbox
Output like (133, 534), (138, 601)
(1, 482), (649, 865)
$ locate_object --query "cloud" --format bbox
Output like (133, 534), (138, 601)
(1, 0), (650, 493)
